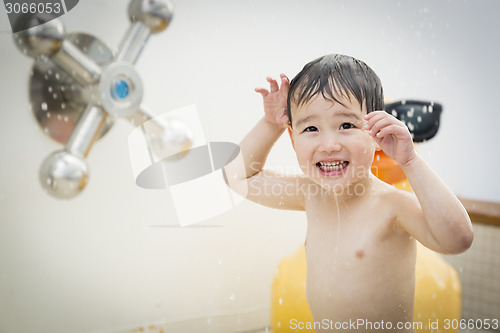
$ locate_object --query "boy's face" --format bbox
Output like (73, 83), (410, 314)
(290, 94), (377, 193)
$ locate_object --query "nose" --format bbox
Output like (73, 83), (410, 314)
(318, 132), (342, 153)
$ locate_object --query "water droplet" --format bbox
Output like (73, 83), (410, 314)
(55, 73), (60, 80)
(278, 298), (283, 305)
(61, 103), (66, 110)
(46, 112), (51, 118)
(229, 294), (236, 301)
(417, 116), (422, 123)
(48, 86), (53, 93)
(41, 102), (48, 111)
(432, 293), (437, 299)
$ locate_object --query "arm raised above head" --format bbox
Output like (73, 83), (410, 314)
(365, 111), (473, 254)
(224, 74), (306, 211)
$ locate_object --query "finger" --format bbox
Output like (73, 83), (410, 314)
(375, 124), (410, 140)
(280, 76), (290, 94)
(365, 112), (392, 131)
(364, 110), (387, 121)
(368, 118), (395, 137)
(255, 88), (269, 97)
(267, 77), (279, 93)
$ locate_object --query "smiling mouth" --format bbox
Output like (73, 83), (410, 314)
(316, 161), (349, 175)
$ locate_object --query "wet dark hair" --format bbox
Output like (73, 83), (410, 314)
(287, 54), (384, 127)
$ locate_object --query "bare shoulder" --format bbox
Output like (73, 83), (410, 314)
(367, 178), (421, 232)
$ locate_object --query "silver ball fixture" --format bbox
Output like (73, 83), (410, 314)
(128, 0), (174, 33)
(40, 150), (89, 199)
(150, 117), (193, 159)
(12, 16), (65, 58)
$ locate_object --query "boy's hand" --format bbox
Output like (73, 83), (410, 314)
(364, 111), (417, 166)
(255, 74), (290, 128)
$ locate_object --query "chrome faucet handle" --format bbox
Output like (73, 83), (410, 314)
(13, 0), (180, 199)
(117, 0), (174, 64)
(13, 16), (102, 86)
(39, 106), (106, 198)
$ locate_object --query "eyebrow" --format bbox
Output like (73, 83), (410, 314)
(294, 115), (318, 129)
(294, 112), (362, 128)
(336, 111), (362, 121)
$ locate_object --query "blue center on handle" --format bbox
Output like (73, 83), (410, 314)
(111, 78), (130, 100)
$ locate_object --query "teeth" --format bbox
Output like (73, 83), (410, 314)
(317, 161), (349, 171)
(320, 161), (344, 167)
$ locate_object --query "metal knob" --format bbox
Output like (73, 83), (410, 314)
(13, 0), (192, 199)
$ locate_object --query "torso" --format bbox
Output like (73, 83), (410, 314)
(303, 178), (417, 332)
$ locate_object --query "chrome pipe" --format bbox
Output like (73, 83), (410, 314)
(51, 41), (103, 85)
(66, 105), (108, 157)
(115, 22), (151, 64)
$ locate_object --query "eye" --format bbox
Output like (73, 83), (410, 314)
(340, 122), (355, 130)
(303, 126), (318, 132)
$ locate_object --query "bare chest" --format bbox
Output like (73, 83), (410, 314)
(303, 199), (416, 322)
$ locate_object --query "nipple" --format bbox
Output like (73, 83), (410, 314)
(356, 250), (365, 258)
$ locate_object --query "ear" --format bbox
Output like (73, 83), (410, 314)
(287, 126), (295, 150)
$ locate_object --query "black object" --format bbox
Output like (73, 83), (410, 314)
(385, 100), (442, 142)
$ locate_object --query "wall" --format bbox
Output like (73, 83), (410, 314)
(0, 0), (499, 332)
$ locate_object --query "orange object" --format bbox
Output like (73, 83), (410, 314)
(371, 150), (407, 185)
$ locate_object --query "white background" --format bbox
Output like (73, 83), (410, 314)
(0, 0), (499, 332)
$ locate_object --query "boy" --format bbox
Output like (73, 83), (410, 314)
(224, 54), (473, 332)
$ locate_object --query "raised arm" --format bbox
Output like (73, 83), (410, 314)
(224, 74), (307, 211)
(365, 111), (473, 254)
